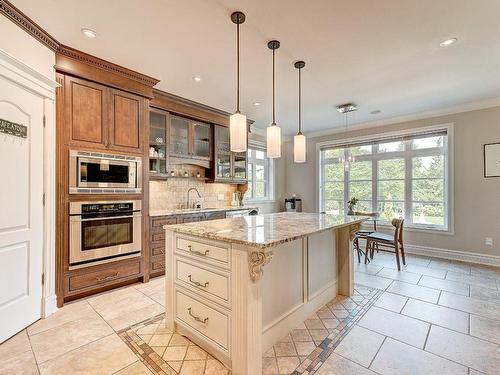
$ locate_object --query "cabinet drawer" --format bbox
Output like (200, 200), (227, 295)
(151, 257), (165, 271)
(151, 216), (177, 228)
(151, 242), (165, 256)
(69, 261), (140, 291)
(176, 237), (229, 264)
(151, 231), (166, 242)
(176, 260), (229, 301)
(175, 289), (229, 350)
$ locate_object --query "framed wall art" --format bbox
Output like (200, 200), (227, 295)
(484, 142), (500, 177)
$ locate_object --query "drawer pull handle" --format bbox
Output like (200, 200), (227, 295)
(188, 274), (209, 288)
(188, 307), (209, 324)
(96, 272), (118, 282)
(187, 245), (210, 257)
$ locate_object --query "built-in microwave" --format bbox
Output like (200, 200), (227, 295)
(69, 150), (142, 194)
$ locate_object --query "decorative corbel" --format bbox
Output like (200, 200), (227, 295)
(249, 250), (273, 282)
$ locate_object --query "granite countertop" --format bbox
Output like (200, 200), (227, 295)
(150, 206), (258, 217)
(164, 212), (368, 249)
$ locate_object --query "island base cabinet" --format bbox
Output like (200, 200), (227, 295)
(164, 222), (360, 375)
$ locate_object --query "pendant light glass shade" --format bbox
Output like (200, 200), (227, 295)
(294, 133), (306, 163)
(267, 124), (282, 158)
(266, 40), (281, 159)
(294, 61), (306, 163)
(230, 112), (247, 152)
(230, 12), (247, 152)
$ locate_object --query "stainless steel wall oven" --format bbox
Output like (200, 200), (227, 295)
(69, 200), (142, 266)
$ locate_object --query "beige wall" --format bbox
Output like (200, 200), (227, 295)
(282, 106), (500, 256)
(0, 16), (55, 79)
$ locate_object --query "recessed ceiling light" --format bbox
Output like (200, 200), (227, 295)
(253, 102), (261, 106)
(439, 37), (458, 47)
(81, 28), (97, 38)
(370, 110), (381, 115)
(192, 76), (202, 82)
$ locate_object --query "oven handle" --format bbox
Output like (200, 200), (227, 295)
(70, 213), (142, 222)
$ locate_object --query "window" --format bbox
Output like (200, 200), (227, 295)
(247, 144), (274, 201)
(319, 127), (450, 231)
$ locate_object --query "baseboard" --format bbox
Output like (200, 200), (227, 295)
(42, 294), (58, 318)
(357, 239), (500, 267)
(404, 244), (500, 267)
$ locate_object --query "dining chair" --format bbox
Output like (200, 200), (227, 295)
(351, 211), (379, 263)
(364, 218), (406, 270)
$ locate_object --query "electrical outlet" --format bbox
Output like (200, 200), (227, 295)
(485, 237), (493, 246)
(217, 193), (225, 201)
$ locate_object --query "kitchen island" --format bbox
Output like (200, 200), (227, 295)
(164, 212), (366, 375)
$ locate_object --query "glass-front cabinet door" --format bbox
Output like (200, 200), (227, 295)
(170, 115), (189, 157)
(192, 121), (211, 160)
(149, 109), (168, 177)
(215, 126), (231, 180)
(232, 152), (247, 181)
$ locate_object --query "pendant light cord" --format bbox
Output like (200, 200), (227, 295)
(236, 17), (240, 113)
(272, 48), (276, 125)
(298, 67), (302, 134)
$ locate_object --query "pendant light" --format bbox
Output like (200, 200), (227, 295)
(229, 11), (247, 152)
(336, 103), (357, 171)
(294, 61), (306, 163)
(266, 40), (281, 158)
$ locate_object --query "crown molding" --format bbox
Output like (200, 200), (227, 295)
(56, 44), (159, 88)
(0, 0), (59, 51)
(304, 96), (500, 139)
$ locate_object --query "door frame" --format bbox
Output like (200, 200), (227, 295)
(0, 48), (59, 318)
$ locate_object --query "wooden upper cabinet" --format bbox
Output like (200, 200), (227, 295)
(110, 90), (143, 153)
(64, 75), (144, 155)
(65, 75), (105, 148)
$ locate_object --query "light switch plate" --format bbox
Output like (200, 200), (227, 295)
(485, 237), (493, 246)
(217, 193), (225, 201)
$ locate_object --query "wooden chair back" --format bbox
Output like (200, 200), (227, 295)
(391, 218), (404, 244)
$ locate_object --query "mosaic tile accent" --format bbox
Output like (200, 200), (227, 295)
(118, 285), (382, 375)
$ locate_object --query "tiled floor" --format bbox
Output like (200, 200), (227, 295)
(0, 251), (499, 374)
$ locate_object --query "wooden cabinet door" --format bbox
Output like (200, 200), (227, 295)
(214, 125), (232, 181)
(65, 76), (106, 149)
(170, 115), (190, 158)
(109, 89), (143, 154)
(191, 121), (212, 160)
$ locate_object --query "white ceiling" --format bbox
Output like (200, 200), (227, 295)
(13, 0), (500, 135)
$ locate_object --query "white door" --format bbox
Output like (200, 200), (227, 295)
(0, 75), (44, 343)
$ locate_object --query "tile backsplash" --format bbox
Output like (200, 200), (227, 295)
(149, 179), (238, 212)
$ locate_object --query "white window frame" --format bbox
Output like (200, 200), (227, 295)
(317, 123), (454, 234)
(246, 141), (275, 202)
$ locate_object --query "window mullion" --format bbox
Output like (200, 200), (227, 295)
(405, 142), (412, 224)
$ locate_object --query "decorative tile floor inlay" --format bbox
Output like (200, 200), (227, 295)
(118, 285), (381, 375)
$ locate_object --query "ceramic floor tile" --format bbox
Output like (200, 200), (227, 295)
(179, 360), (205, 374)
(354, 262), (384, 275)
(0, 330), (32, 362)
(470, 314), (500, 345)
(373, 292), (408, 313)
(38, 334), (137, 375)
(376, 267), (422, 284)
(204, 359), (229, 375)
(262, 357), (279, 374)
(358, 306), (430, 348)
(387, 280), (440, 303)
(276, 356), (300, 374)
(290, 329), (312, 342)
(470, 265), (500, 280)
(294, 341), (316, 356)
(371, 337), (467, 375)
(470, 285), (500, 302)
(402, 255), (432, 267)
(114, 360), (154, 374)
(418, 275), (470, 296)
(0, 350), (39, 375)
(274, 342), (297, 357)
(107, 302), (165, 331)
(354, 272), (393, 290)
(30, 312), (113, 364)
(334, 325), (384, 367)
(162, 346), (188, 361)
(446, 271), (498, 289)
(425, 325), (500, 374)
(184, 345), (208, 360)
(27, 300), (95, 336)
(402, 298), (469, 333)
(438, 291), (500, 321)
(402, 264), (447, 279)
(316, 353), (377, 375)
(428, 259), (471, 274)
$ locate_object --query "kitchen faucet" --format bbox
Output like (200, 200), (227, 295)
(187, 187), (202, 209)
